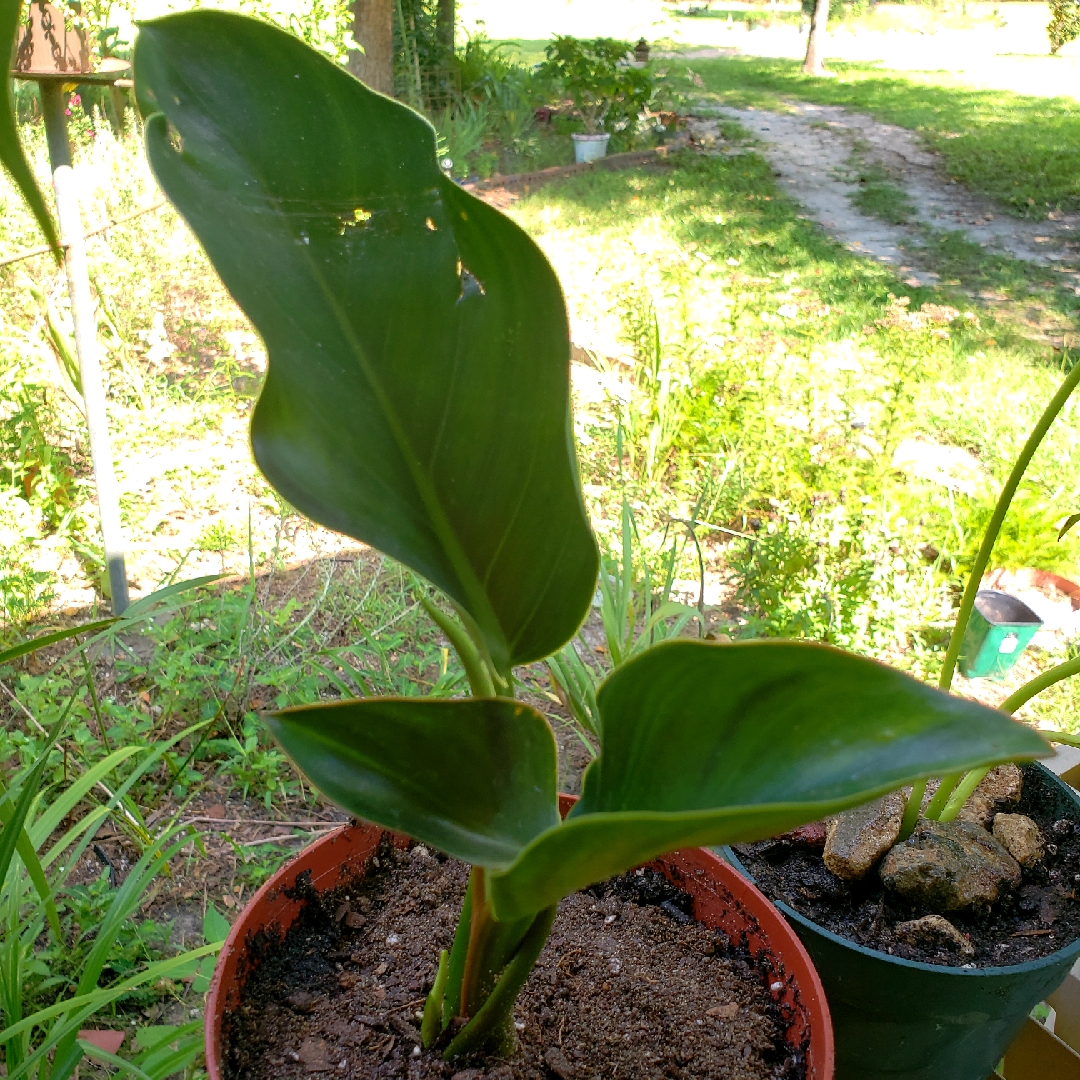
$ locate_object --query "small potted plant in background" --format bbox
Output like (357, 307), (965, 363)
(724, 359), (1080, 1080)
(539, 35), (654, 163)
(124, 12), (1047, 1077)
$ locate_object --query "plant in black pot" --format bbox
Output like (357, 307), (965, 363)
(539, 35), (653, 163)
(726, 360), (1080, 1080)
(20, 10), (1044, 1078)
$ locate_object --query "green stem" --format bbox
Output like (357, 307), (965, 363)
(937, 359), (1080, 693)
(1001, 654), (1080, 716)
(420, 596), (496, 697)
(898, 778), (925, 842)
(1037, 729), (1080, 748)
(442, 903), (558, 1060)
(440, 872), (474, 1024)
(940, 766), (990, 822)
(923, 772), (961, 820)
(421, 949), (450, 1047)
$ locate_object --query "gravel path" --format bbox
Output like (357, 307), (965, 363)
(696, 100), (1080, 294)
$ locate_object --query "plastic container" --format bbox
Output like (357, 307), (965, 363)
(721, 763), (1080, 1080)
(959, 589), (1043, 678)
(207, 797), (835, 1080)
(571, 132), (610, 164)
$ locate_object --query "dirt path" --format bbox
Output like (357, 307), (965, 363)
(697, 100), (1080, 296)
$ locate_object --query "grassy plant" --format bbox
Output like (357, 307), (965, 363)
(547, 497), (701, 739)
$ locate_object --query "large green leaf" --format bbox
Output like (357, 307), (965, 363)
(485, 640), (1050, 920)
(268, 698), (560, 867)
(134, 12), (597, 669)
(1, 2), (59, 251)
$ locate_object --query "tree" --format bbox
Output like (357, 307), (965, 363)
(802, 0), (830, 76)
(1048, 0), (1080, 54)
(349, 0), (394, 94)
(436, 0), (454, 54)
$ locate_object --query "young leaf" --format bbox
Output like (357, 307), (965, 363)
(486, 639), (1050, 920)
(0, 2), (60, 253)
(268, 698), (559, 867)
(203, 904), (230, 944)
(134, 12), (598, 671)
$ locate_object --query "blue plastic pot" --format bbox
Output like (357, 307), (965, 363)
(721, 763), (1080, 1080)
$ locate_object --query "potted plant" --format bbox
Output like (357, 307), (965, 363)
(129, 13), (1047, 1076)
(539, 35), (653, 164)
(723, 360), (1080, 1080)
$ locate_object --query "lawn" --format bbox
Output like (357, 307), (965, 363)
(5, 70), (1080, 1064)
(679, 55), (1080, 218)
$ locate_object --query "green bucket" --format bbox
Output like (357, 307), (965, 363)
(958, 589), (1043, 679)
(720, 764), (1080, 1080)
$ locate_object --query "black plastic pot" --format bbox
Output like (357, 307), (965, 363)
(722, 763), (1080, 1080)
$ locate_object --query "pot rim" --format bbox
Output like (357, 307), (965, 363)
(570, 132), (611, 141)
(725, 761), (1080, 978)
(206, 805), (835, 1079)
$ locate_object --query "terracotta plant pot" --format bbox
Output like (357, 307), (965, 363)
(206, 802), (835, 1079)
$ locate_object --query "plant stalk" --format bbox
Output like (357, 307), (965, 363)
(939, 766), (990, 822)
(937, 358), (1080, 694)
(898, 778), (925, 841)
(923, 773), (961, 820)
(1000, 654), (1080, 716)
(443, 902), (558, 1060)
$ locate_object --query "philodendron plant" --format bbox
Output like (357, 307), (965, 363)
(130, 12), (1049, 1061)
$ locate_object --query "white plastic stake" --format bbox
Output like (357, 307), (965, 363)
(51, 164), (129, 613)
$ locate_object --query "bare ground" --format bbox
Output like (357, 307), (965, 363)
(693, 99), (1080, 340)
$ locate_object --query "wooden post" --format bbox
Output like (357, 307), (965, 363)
(348, 0), (395, 95)
(39, 80), (130, 613)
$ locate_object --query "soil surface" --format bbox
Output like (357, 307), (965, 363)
(223, 840), (803, 1079)
(734, 765), (1080, 968)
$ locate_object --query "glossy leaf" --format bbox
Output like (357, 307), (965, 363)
(268, 698), (559, 867)
(0, 2), (60, 252)
(134, 12), (597, 669)
(485, 639), (1049, 920)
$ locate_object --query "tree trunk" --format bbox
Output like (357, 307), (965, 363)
(349, 0), (394, 95)
(436, 0), (455, 54)
(802, 0), (829, 75)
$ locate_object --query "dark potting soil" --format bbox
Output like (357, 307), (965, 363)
(223, 840), (803, 1080)
(734, 764), (1080, 969)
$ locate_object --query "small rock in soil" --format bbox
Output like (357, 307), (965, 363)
(894, 914), (974, 957)
(823, 792), (904, 880)
(297, 1037), (329, 1072)
(993, 814), (1045, 868)
(880, 819), (1021, 911)
(543, 1047), (577, 1078)
(957, 764), (1023, 828)
(707, 1002), (740, 1019)
(285, 991), (319, 1014)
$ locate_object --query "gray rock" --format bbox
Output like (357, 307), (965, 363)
(880, 819), (1021, 911)
(823, 792), (905, 880)
(894, 913), (975, 957)
(544, 1048), (577, 1079)
(957, 764), (1024, 828)
(993, 813), (1045, 868)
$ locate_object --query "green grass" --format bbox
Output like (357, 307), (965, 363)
(511, 149), (1080, 681)
(847, 164), (917, 225)
(682, 56), (1080, 218)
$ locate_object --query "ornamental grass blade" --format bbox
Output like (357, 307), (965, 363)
(0, 2), (59, 253)
(135, 12), (597, 669)
(268, 698), (559, 868)
(487, 639), (1049, 920)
